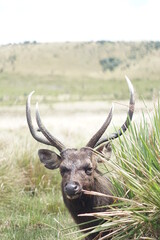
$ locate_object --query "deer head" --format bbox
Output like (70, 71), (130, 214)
(26, 76), (134, 200)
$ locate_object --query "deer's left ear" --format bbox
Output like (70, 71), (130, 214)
(96, 142), (112, 161)
(38, 149), (62, 170)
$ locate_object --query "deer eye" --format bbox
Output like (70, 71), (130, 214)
(60, 166), (70, 176)
(85, 167), (93, 175)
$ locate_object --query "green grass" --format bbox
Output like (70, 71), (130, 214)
(0, 193), (77, 240)
(0, 72), (160, 106)
(0, 141), (79, 239)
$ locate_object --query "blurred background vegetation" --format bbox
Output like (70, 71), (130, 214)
(0, 41), (160, 105)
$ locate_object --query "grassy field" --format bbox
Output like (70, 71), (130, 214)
(0, 41), (160, 105)
(0, 41), (160, 239)
(0, 136), (80, 240)
(0, 100), (159, 239)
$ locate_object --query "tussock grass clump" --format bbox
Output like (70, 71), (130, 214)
(78, 103), (160, 239)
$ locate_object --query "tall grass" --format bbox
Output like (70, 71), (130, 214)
(0, 139), (79, 239)
(76, 102), (160, 239)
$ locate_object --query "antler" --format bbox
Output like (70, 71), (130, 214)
(26, 77), (134, 151)
(35, 102), (66, 152)
(94, 76), (135, 148)
(86, 105), (114, 148)
(26, 91), (66, 152)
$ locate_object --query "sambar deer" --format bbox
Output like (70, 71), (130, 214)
(26, 76), (135, 239)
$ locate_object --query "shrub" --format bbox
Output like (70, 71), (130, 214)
(99, 57), (121, 71)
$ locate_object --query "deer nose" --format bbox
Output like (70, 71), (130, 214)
(64, 182), (81, 196)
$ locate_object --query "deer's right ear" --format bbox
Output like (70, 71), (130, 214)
(38, 149), (62, 170)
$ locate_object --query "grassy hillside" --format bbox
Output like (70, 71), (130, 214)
(0, 41), (160, 105)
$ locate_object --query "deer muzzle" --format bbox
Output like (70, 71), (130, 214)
(64, 181), (82, 199)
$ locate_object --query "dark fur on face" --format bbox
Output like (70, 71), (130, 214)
(60, 148), (97, 198)
(38, 146), (113, 239)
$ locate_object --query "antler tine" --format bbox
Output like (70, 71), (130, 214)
(26, 91), (52, 146)
(36, 102), (66, 152)
(86, 105), (114, 148)
(95, 76), (135, 148)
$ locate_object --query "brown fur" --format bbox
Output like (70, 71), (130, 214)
(39, 147), (113, 239)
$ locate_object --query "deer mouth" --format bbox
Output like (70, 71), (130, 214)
(66, 191), (82, 200)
